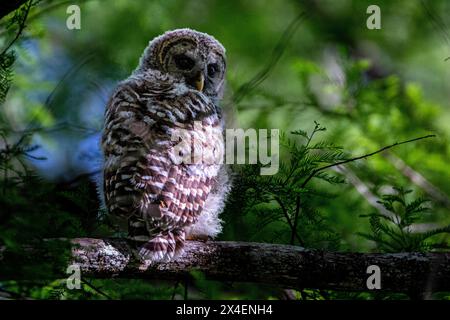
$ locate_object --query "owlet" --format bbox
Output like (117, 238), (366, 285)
(101, 29), (230, 262)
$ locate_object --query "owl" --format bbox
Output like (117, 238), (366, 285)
(101, 28), (231, 262)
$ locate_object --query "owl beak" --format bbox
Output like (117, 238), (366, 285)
(195, 73), (204, 92)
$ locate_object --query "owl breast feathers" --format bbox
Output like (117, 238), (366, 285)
(101, 29), (230, 262)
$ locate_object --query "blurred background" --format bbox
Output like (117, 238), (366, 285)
(0, 0), (449, 299)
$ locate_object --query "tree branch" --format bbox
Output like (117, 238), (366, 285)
(0, 0), (32, 57)
(300, 134), (436, 189)
(382, 151), (450, 207)
(1, 238), (449, 294)
(274, 196), (305, 246)
(0, 0), (28, 20)
(231, 11), (307, 105)
(332, 165), (393, 217)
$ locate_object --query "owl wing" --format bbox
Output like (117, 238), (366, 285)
(102, 81), (216, 239)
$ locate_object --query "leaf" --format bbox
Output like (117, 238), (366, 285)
(290, 129), (308, 139)
(0, 51), (15, 104)
(418, 225), (450, 242)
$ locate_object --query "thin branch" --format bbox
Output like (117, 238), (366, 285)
(420, 0), (450, 60)
(22, 52), (95, 132)
(291, 195), (301, 245)
(383, 151), (450, 207)
(81, 278), (113, 299)
(231, 11), (308, 105)
(333, 165), (393, 217)
(0, 0), (32, 57)
(300, 134), (436, 189)
(43, 54), (94, 108)
(0, 0), (28, 20)
(290, 122), (322, 244)
(274, 196), (305, 246)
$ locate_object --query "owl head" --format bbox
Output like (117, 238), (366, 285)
(137, 28), (227, 100)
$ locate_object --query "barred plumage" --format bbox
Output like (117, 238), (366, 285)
(102, 29), (230, 262)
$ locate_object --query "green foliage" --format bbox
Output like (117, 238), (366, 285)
(223, 122), (344, 249)
(1, 0), (450, 300)
(358, 187), (450, 252)
(0, 0), (35, 106)
(0, 52), (15, 104)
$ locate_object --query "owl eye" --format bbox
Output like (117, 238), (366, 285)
(207, 63), (219, 78)
(174, 54), (195, 70)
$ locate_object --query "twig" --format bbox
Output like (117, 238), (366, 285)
(0, 0), (28, 20)
(81, 278), (113, 299)
(420, 0), (450, 60)
(332, 165), (393, 217)
(43, 56), (93, 108)
(0, 0), (98, 37)
(383, 151), (450, 207)
(299, 134), (436, 189)
(0, 0), (32, 57)
(23, 52), (95, 132)
(274, 196), (305, 246)
(231, 11), (308, 105)
(290, 122), (322, 244)
(291, 196), (301, 245)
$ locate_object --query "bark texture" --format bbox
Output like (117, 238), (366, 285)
(3, 238), (448, 294)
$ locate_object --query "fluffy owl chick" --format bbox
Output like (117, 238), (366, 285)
(102, 29), (231, 262)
